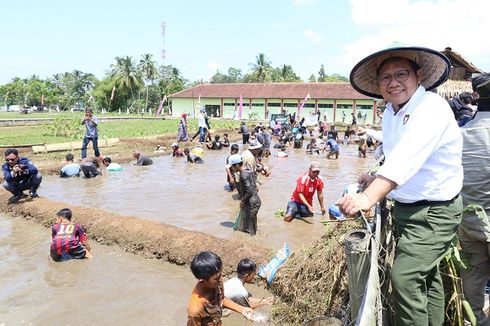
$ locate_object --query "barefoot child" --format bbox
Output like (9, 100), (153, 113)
(50, 208), (93, 261)
(187, 251), (253, 325)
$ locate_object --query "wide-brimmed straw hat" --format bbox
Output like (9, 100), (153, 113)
(350, 43), (451, 99)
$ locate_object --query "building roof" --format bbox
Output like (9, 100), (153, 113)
(442, 47), (484, 74)
(169, 82), (373, 100)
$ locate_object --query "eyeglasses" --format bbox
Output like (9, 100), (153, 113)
(5, 158), (17, 162)
(377, 69), (411, 86)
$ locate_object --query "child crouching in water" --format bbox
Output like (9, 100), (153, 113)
(50, 208), (93, 261)
(187, 251), (253, 325)
(224, 258), (274, 309)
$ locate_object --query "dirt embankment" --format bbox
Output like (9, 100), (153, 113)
(0, 192), (269, 276)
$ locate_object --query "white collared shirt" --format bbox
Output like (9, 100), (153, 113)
(377, 86), (463, 203)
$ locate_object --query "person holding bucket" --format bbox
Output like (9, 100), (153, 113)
(337, 44), (463, 325)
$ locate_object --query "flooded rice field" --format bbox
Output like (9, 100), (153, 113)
(40, 144), (374, 251)
(1, 143), (374, 325)
(0, 214), (269, 325)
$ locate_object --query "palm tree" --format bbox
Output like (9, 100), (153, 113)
(249, 53), (272, 83)
(138, 53), (158, 112)
(110, 56), (143, 101)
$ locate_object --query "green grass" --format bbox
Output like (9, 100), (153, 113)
(0, 118), (240, 146)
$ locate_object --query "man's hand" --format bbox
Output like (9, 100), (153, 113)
(12, 165), (22, 173)
(336, 193), (371, 216)
(320, 206), (326, 215)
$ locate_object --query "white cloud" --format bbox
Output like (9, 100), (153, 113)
(207, 62), (221, 71)
(293, 0), (316, 6)
(341, 0), (490, 75)
(304, 29), (322, 44)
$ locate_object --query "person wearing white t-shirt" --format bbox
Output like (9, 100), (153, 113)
(337, 44), (463, 325)
(224, 258), (273, 309)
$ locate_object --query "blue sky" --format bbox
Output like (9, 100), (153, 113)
(1, 0), (488, 84)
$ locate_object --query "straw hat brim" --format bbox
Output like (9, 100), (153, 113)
(350, 46), (451, 99)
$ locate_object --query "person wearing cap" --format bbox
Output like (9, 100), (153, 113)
(459, 73), (490, 325)
(171, 143), (184, 157)
(283, 162), (326, 222)
(337, 44), (463, 325)
(133, 150), (153, 166)
(177, 112), (189, 142)
(242, 140), (270, 181)
(228, 154), (261, 236)
(225, 144), (240, 193)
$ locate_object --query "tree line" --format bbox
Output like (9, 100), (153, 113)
(0, 53), (347, 113)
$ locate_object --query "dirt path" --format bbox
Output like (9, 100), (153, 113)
(0, 192), (269, 276)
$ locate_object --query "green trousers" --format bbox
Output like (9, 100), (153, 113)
(391, 196), (462, 326)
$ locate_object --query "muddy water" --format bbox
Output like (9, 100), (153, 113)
(40, 144), (374, 251)
(0, 214), (270, 325)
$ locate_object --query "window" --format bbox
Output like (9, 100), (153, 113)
(252, 103), (264, 107)
(267, 102), (281, 107)
(337, 104), (352, 109)
(224, 103), (235, 107)
(356, 105), (373, 110)
(284, 103), (297, 108)
(318, 104), (333, 108)
(303, 103), (315, 108)
(204, 105), (220, 117)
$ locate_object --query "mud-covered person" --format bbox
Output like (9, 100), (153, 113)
(80, 156), (102, 178)
(133, 150), (153, 166)
(171, 143), (184, 157)
(225, 144), (240, 193)
(50, 208), (93, 261)
(337, 44), (463, 325)
(187, 251), (253, 325)
(184, 147), (204, 164)
(2, 148), (42, 203)
(229, 154), (261, 236)
(60, 153), (81, 178)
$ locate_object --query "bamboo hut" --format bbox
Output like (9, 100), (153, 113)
(437, 47), (485, 100)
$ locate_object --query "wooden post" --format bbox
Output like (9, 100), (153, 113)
(345, 229), (371, 324)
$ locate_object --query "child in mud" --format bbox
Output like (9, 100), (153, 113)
(224, 258), (274, 309)
(187, 251), (253, 325)
(50, 208), (93, 262)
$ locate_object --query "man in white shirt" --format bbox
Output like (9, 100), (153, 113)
(338, 44), (463, 325)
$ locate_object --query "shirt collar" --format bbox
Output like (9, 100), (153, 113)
(386, 85), (426, 116)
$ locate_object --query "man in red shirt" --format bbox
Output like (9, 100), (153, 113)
(283, 162), (327, 222)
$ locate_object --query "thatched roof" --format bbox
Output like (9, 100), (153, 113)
(437, 79), (473, 99)
(442, 47), (484, 74)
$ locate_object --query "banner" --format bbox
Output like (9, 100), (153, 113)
(239, 95), (243, 120)
(297, 92), (310, 119)
(155, 95), (167, 116)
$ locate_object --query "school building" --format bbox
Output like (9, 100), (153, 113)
(168, 83), (379, 125)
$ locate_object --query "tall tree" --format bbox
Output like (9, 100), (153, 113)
(111, 56), (143, 104)
(308, 74), (317, 82)
(318, 64), (327, 82)
(249, 53), (272, 83)
(138, 53), (159, 112)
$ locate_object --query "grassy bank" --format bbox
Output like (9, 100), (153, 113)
(0, 117), (240, 146)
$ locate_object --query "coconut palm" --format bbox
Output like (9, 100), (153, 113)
(249, 53), (272, 83)
(138, 53), (158, 112)
(110, 56), (143, 101)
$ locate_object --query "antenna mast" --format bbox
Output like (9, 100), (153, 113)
(161, 21), (166, 65)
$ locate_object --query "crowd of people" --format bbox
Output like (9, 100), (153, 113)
(2, 44), (490, 325)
